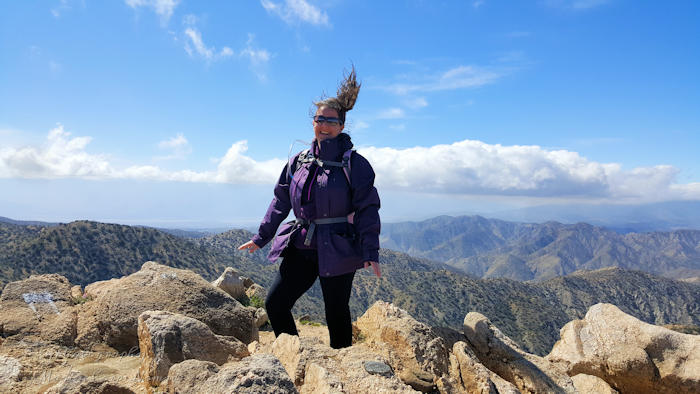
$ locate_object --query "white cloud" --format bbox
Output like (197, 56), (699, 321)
(184, 28), (234, 61)
(376, 108), (406, 120)
(404, 97), (428, 109)
(157, 133), (191, 160)
(240, 34), (272, 81)
(385, 65), (502, 95)
(125, 0), (180, 24)
(0, 125), (112, 179)
(182, 14), (198, 26)
(51, 0), (70, 18)
(0, 126), (283, 185)
(261, 0), (330, 27)
(3, 127), (699, 203)
(353, 120), (370, 130)
(357, 139), (700, 202)
(472, 0), (485, 8)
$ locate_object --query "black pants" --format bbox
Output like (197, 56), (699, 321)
(265, 246), (355, 349)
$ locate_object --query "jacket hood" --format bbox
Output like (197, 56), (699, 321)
(313, 132), (354, 161)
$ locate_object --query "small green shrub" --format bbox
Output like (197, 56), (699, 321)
(249, 294), (265, 309)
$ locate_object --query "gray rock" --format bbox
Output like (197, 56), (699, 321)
(363, 361), (393, 377)
(167, 359), (220, 393)
(198, 354), (297, 393)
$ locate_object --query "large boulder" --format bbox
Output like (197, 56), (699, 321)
(463, 311), (575, 393)
(167, 354), (297, 393)
(547, 303), (700, 393)
(137, 310), (249, 387)
(76, 261), (257, 352)
(0, 274), (77, 346)
(355, 301), (449, 392)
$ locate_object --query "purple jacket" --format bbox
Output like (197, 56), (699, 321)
(251, 133), (381, 277)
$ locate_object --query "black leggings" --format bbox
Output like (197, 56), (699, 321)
(265, 246), (355, 349)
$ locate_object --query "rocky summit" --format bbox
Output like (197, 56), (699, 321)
(1, 263), (698, 393)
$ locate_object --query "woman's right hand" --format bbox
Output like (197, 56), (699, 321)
(238, 240), (260, 253)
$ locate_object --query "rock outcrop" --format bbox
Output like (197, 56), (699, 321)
(571, 374), (619, 394)
(355, 300), (450, 391)
(167, 354), (297, 393)
(137, 310), (249, 387)
(448, 341), (499, 393)
(463, 311), (576, 393)
(2, 263), (699, 394)
(0, 355), (22, 384)
(212, 267), (246, 300)
(0, 274), (77, 346)
(76, 261), (258, 351)
(44, 370), (135, 394)
(547, 303), (700, 393)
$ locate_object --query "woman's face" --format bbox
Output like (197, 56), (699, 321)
(313, 106), (344, 142)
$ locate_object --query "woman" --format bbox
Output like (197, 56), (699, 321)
(238, 67), (381, 349)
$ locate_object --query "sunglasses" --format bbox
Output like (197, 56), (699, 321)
(313, 115), (342, 126)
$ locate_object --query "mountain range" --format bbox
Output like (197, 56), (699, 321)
(381, 215), (700, 282)
(1, 219), (698, 355)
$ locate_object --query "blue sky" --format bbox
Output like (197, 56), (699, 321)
(1, 0), (699, 227)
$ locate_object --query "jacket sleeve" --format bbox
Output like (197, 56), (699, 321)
(251, 158), (295, 248)
(350, 153), (381, 263)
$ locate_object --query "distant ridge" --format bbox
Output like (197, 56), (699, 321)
(489, 200), (700, 232)
(381, 215), (700, 282)
(0, 216), (58, 227)
(2, 220), (697, 355)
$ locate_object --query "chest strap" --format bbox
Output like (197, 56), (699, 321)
(295, 217), (349, 246)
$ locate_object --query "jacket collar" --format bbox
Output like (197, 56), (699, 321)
(312, 133), (354, 161)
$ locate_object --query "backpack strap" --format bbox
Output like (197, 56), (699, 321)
(287, 149), (312, 181)
(312, 149), (353, 185)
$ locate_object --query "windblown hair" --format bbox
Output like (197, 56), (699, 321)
(314, 65), (361, 125)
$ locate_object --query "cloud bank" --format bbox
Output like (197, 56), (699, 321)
(2, 126), (698, 203)
(0, 125), (283, 185)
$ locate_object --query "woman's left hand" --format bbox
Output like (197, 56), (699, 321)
(364, 261), (381, 278)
